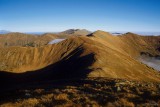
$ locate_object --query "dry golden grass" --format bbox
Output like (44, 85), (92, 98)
(1, 98), (39, 107)
(1, 78), (160, 107)
(106, 98), (135, 107)
(0, 32), (60, 47)
(0, 31), (160, 82)
(1, 31), (160, 107)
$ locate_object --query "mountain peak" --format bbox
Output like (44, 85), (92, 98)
(60, 29), (91, 36)
(122, 32), (142, 38)
(87, 30), (112, 37)
(94, 30), (111, 34)
(125, 32), (138, 35)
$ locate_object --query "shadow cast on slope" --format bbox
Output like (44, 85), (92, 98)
(0, 46), (95, 86)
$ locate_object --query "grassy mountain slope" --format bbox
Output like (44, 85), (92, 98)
(0, 32), (159, 82)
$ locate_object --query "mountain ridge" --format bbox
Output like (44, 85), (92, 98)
(0, 33), (160, 82)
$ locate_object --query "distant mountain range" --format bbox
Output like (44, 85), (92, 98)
(0, 30), (10, 34)
(1, 29), (160, 36)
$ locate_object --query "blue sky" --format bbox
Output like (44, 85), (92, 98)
(0, 0), (160, 32)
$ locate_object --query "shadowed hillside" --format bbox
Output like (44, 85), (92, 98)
(0, 31), (160, 107)
(0, 46), (95, 86)
(0, 33), (160, 82)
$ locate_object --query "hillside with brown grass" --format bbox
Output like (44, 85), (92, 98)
(0, 33), (37, 47)
(1, 78), (160, 107)
(0, 31), (160, 82)
(0, 33), (61, 47)
(0, 30), (160, 106)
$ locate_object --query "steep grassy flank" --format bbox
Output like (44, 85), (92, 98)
(0, 35), (159, 82)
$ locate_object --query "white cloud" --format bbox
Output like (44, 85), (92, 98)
(48, 39), (65, 44)
(140, 57), (160, 71)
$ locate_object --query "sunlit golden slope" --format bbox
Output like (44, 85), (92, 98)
(86, 31), (160, 81)
(0, 32), (160, 82)
(0, 33), (60, 47)
(88, 31), (160, 57)
(0, 37), (82, 72)
(0, 33), (37, 47)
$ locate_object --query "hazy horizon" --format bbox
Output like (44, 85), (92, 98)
(1, 29), (160, 36)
